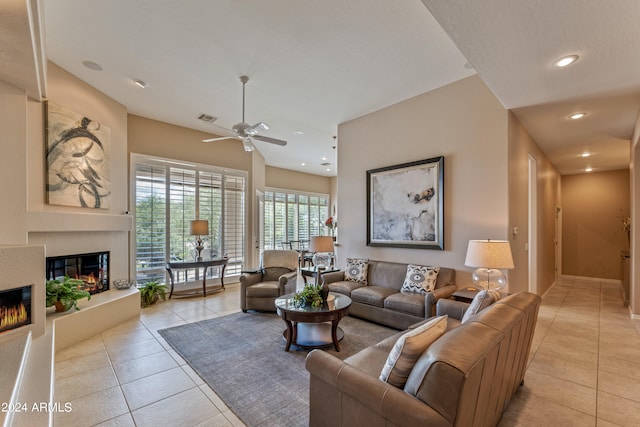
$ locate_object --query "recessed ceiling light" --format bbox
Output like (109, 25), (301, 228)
(82, 60), (103, 71)
(325, 168), (331, 172)
(301, 162), (306, 166)
(321, 157), (327, 161)
(585, 167), (593, 172)
(581, 152), (591, 157)
(133, 79), (149, 88)
(569, 112), (586, 120)
(293, 131), (304, 135)
(553, 54), (579, 68)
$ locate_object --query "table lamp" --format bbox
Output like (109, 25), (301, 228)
(464, 239), (514, 290)
(309, 236), (334, 270)
(190, 219), (209, 261)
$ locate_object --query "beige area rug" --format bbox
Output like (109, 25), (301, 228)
(158, 311), (398, 427)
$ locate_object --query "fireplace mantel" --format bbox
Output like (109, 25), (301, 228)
(26, 211), (132, 233)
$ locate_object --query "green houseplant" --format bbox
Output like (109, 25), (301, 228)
(46, 276), (91, 312)
(138, 280), (168, 308)
(292, 283), (325, 308)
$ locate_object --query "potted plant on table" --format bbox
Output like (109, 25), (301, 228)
(138, 280), (168, 308)
(292, 283), (327, 308)
(46, 276), (91, 312)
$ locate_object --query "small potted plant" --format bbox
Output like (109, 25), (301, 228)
(46, 276), (91, 312)
(292, 283), (326, 308)
(138, 280), (168, 308)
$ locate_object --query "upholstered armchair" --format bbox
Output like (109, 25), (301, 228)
(240, 250), (299, 312)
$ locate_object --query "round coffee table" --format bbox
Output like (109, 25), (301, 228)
(275, 292), (352, 352)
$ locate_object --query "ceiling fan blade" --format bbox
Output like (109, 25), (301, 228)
(242, 137), (255, 152)
(253, 135), (287, 146)
(245, 122), (270, 136)
(202, 136), (239, 143)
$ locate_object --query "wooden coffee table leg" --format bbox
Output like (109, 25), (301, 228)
(284, 319), (294, 352)
(331, 319), (340, 352)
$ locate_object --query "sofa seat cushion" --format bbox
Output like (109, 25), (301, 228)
(327, 280), (365, 297)
(245, 281), (280, 298)
(351, 286), (398, 308)
(384, 292), (425, 317)
(344, 346), (390, 377)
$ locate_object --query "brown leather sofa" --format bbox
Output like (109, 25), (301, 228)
(322, 260), (456, 329)
(305, 292), (541, 427)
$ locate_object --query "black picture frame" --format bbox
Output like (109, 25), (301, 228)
(367, 156), (444, 250)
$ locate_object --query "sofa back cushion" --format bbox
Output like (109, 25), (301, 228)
(263, 267), (293, 282)
(368, 261), (410, 290)
(434, 267), (455, 289)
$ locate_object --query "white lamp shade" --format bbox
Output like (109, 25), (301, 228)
(309, 236), (334, 253)
(190, 220), (209, 236)
(464, 240), (514, 269)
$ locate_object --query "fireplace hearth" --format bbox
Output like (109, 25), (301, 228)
(0, 285), (32, 334)
(46, 251), (109, 294)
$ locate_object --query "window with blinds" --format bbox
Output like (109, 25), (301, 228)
(263, 189), (329, 250)
(132, 154), (247, 283)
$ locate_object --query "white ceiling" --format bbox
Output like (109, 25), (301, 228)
(15, 1), (640, 176)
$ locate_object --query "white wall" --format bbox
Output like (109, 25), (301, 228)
(24, 63), (131, 281)
(337, 76), (509, 283)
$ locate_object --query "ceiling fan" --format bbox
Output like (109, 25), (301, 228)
(202, 75), (287, 152)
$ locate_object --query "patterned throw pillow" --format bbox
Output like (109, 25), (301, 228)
(461, 289), (501, 323)
(379, 315), (448, 388)
(345, 258), (369, 284)
(401, 265), (440, 295)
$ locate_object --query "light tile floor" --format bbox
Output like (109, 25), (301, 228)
(499, 277), (640, 427)
(54, 276), (640, 426)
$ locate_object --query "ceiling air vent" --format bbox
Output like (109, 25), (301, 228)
(197, 113), (218, 123)
(320, 162), (332, 166)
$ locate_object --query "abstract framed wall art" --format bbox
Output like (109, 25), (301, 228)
(45, 102), (111, 208)
(367, 156), (444, 250)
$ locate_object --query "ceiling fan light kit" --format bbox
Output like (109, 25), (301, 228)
(202, 76), (287, 150)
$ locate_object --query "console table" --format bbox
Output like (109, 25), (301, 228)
(165, 258), (228, 298)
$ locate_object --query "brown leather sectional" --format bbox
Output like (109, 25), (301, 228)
(305, 292), (542, 427)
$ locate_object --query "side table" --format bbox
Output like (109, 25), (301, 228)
(165, 258), (228, 298)
(300, 266), (339, 285)
(452, 287), (481, 303)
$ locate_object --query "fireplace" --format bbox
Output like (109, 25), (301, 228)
(0, 285), (32, 334)
(46, 251), (109, 294)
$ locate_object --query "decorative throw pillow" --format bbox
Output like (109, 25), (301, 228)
(401, 265), (440, 295)
(461, 289), (500, 323)
(379, 315), (447, 388)
(345, 258), (369, 285)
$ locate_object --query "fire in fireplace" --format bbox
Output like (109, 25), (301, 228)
(46, 251), (109, 295)
(0, 285), (32, 334)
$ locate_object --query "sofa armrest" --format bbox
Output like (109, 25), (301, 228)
(278, 270), (298, 292)
(321, 270), (345, 285)
(239, 271), (262, 289)
(424, 284), (457, 317)
(436, 298), (469, 320)
(305, 350), (450, 427)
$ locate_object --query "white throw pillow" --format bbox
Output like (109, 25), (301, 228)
(461, 289), (501, 323)
(379, 315), (447, 388)
(345, 258), (369, 284)
(401, 265), (440, 295)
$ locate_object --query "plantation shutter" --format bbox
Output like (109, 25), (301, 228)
(134, 163), (167, 283)
(132, 155), (246, 284)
